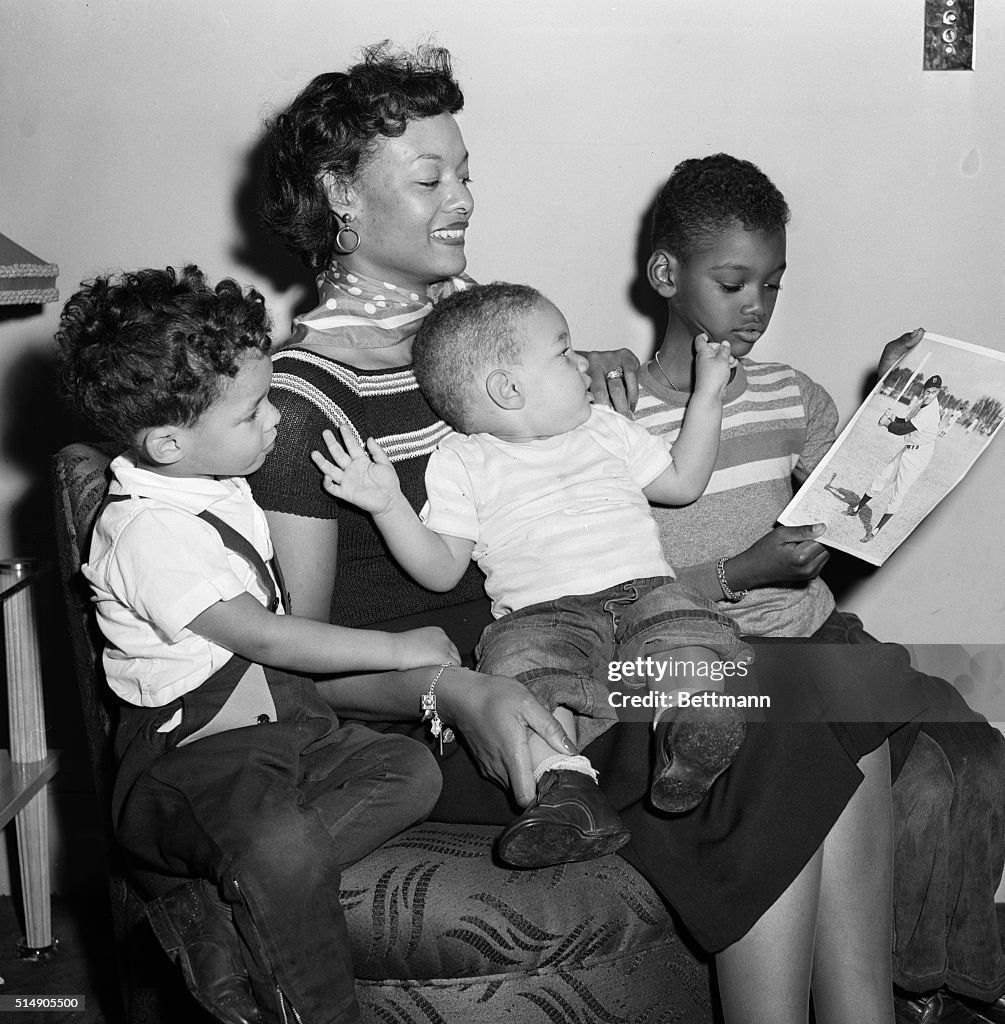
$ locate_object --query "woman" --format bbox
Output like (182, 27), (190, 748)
(251, 42), (899, 1023)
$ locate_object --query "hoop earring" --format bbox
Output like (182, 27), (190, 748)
(334, 212), (360, 255)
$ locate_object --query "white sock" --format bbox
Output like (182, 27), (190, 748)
(533, 753), (598, 783)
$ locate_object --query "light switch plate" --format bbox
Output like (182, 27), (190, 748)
(924, 0), (975, 70)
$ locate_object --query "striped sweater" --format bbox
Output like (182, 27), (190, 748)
(635, 357), (838, 638)
(248, 348), (485, 627)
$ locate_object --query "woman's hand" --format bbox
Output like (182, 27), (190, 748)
(311, 424), (402, 516)
(439, 671), (577, 807)
(394, 627), (461, 670)
(877, 328), (924, 380)
(584, 349), (641, 416)
(725, 525), (830, 590)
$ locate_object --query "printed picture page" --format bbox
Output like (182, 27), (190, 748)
(778, 332), (1005, 566)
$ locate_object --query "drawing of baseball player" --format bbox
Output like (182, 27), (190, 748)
(843, 374), (945, 542)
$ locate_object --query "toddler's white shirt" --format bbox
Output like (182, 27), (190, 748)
(421, 405), (675, 617)
(83, 453), (281, 706)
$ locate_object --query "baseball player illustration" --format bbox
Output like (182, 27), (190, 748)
(843, 374), (945, 543)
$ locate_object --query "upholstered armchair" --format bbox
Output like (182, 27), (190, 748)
(53, 441), (714, 1024)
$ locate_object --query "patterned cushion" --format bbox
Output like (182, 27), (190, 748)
(342, 823), (713, 1022)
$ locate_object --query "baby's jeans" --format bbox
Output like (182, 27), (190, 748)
(476, 577), (752, 747)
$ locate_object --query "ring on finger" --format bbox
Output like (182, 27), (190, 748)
(605, 368), (625, 381)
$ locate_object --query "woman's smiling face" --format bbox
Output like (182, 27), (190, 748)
(340, 113), (473, 295)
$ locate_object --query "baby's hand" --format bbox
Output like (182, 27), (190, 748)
(395, 627), (461, 670)
(693, 333), (735, 399)
(311, 423), (403, 516)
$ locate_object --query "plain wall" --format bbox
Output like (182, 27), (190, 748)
(2, 0), (1003, 648)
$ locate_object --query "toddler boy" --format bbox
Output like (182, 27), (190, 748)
(58, 265), (458, 1024)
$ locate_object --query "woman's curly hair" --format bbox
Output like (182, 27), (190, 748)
(259, 41), (464, 271)
(56, 265), (272, 446)
(650, 153), (790, 262)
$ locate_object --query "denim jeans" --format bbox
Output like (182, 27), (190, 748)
(115, 657), (442, 1023)
(809, 609), (1005, 1000)
(476, 577), (752, 747)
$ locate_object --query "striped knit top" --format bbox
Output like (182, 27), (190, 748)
(248, 347), (486, 627)
(635, 356), (838, 638)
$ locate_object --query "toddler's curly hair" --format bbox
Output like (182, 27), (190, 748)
(651, 153), (790, 262)
(56, 265), (271, 446)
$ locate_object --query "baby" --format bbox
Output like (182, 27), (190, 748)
(314, 282), (753, 868)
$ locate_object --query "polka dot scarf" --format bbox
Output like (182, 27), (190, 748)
(290, 262), (475, 351)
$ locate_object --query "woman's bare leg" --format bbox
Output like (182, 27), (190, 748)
(715, 845), (822, 1024)
(811, 741), (895, 1024)
(715, 742), (894, 1024)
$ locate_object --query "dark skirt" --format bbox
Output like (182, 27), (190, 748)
(367, 600), (978, 953)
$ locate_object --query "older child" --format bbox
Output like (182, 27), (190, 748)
(57, 265), (459, 1024)
(312, 282), (753, 869)
(632, 153), (1004, 1020)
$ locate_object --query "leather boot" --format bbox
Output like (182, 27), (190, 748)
(497, 769), (631, 868)
(650, 697), (745, 812)
(146, 879), (262, 1024)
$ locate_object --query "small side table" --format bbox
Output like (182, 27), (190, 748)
(0, 558), (60, 959)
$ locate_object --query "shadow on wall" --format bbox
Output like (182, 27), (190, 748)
(2, 309), (91, 565)
(2, 313), (88, 557)
(230, 125), (317, 335)
(627, 188), (666, 362)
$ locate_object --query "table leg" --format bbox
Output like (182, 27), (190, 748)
(1, 559), (55, 956)
(14, 791), (52, 955)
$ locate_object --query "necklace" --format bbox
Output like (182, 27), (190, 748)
(653, 350), (681, 393)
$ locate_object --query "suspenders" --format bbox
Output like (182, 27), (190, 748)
(101, 494), (288, 614)
(101, 493), (286, 745)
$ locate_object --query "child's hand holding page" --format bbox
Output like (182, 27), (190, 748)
(312, 423), (405, 516)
